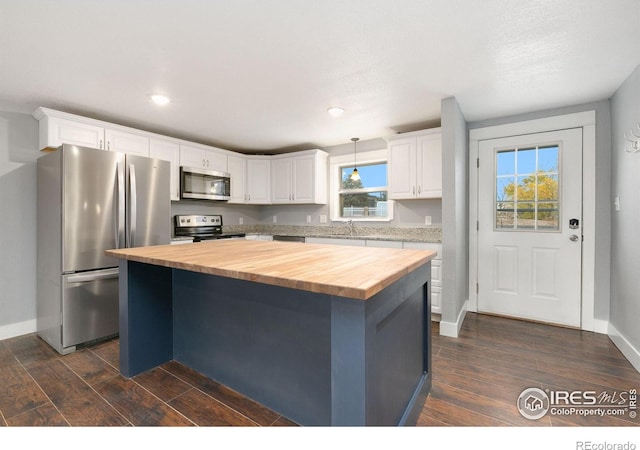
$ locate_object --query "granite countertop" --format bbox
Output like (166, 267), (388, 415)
(106, 240), (436, 300)
(222, 224), (442, 243)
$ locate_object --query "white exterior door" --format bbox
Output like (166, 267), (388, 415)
(477, 128), (583, 327)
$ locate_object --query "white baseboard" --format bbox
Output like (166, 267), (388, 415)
(0, 319), (37, 341)
(608, 322), (640, 373)
(439, 300), (468, 338)
(592, 318), (609, 335)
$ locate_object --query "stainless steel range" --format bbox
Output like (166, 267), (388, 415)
(174, 215), (246, 241)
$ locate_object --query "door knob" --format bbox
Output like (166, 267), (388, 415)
(569, 235), (579, 242)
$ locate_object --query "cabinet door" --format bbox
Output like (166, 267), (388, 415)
(149, 138), (180, 201)
(292, 155), (315, 203)
(431, 286), (442, 314)
(365, 240), (403, 248)
(416, 133), (442, 198)
(388, 138), (417, 199)
(246, 158), (271, 204)
(305, 237), (366, 246)
(203, 148), (228, 173)
(44, 116), (105, 150)
(227, 154), (246, 203)
(104, 129), (149, 156)
(180, 145), (205, 168)
(271, 157), (292, 203)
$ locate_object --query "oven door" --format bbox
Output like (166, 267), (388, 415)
(180, 167), (230, 201)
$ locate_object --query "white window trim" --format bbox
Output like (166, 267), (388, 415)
(329, 149), (394, 222)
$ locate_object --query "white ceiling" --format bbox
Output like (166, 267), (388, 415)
(1, 0), (639, 153)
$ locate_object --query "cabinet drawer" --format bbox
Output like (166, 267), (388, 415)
(431, 285), (441, 313)
(431, 259), (442, 285)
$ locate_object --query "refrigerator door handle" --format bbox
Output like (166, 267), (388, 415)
(66, 268), (119, 284)
(116, 161), (125, 248)
(129, 163), (137, 247)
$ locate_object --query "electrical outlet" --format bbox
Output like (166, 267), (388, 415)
(320, 215), (327, 223)
(306, 215), (312, 223)
(273, 215), (277, 223)
(425, 216), (432, 226)
(239, 217), (244, 225)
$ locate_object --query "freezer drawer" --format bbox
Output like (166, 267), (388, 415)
(62, 268), (119, 347)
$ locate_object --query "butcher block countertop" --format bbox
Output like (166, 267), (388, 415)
(106, 240), (436, 300)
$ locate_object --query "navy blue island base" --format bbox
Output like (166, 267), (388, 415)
(117, 258), (431, 426)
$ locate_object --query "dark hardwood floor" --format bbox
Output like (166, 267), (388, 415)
(1, 312), (638, 427)
(421, 313), (640, 426)
(0, 334), (295, 426)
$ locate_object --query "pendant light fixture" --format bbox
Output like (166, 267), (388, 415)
(350, 137), (361, 182)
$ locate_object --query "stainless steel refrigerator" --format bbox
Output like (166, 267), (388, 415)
(37, 144), (170, 354)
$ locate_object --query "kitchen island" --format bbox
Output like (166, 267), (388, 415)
(106, 240), (436, 426)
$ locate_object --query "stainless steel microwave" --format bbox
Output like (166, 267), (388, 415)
(180, 166), (231, 201)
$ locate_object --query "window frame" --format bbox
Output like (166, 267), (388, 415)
(329, 149), (394, 222)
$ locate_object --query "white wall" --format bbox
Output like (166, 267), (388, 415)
(0, 111), (39, 338)
(440, 97), (469, 336)
(609, 64), (640, 368)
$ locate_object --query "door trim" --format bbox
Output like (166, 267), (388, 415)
(469, 111), (597, 331)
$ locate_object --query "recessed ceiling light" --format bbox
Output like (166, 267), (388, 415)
(327, 107), (344, 117)
(151, 94), (171, 106)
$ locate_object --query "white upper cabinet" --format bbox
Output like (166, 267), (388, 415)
(270, 150), (328, 204)
(179, 144), (228, 173)
(104, 128), (149, 156)
(149, 138), (180, 201)
(387, 128), (442, 199)
(227, 154), (247, 204)
(246, 157), (271, 204)
(34, 107), (150, 156)
(35, 111), (105, 151)
(33, 107), (328, 207)
(271, 157), (293, 203)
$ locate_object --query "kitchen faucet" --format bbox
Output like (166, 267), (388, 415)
(347, 219), (354, 236)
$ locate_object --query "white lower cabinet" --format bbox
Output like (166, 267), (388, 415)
(305, 237), (366, 246)
(303, 237), (443, 314)
(402, 242), (442, 314)
(365, 240), (403, 248)
(245, 235), (274, 241)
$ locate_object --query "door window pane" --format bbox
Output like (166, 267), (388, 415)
(494, 145), (560, 231)
(516, 148), (536, 175)
(496, 202), (514, 229)
(497, 151), (515, 176)
(537, 174), (558, 201)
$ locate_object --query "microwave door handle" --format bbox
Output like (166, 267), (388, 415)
(129, 163), (137, 248)
(116, 161), (125, 248)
